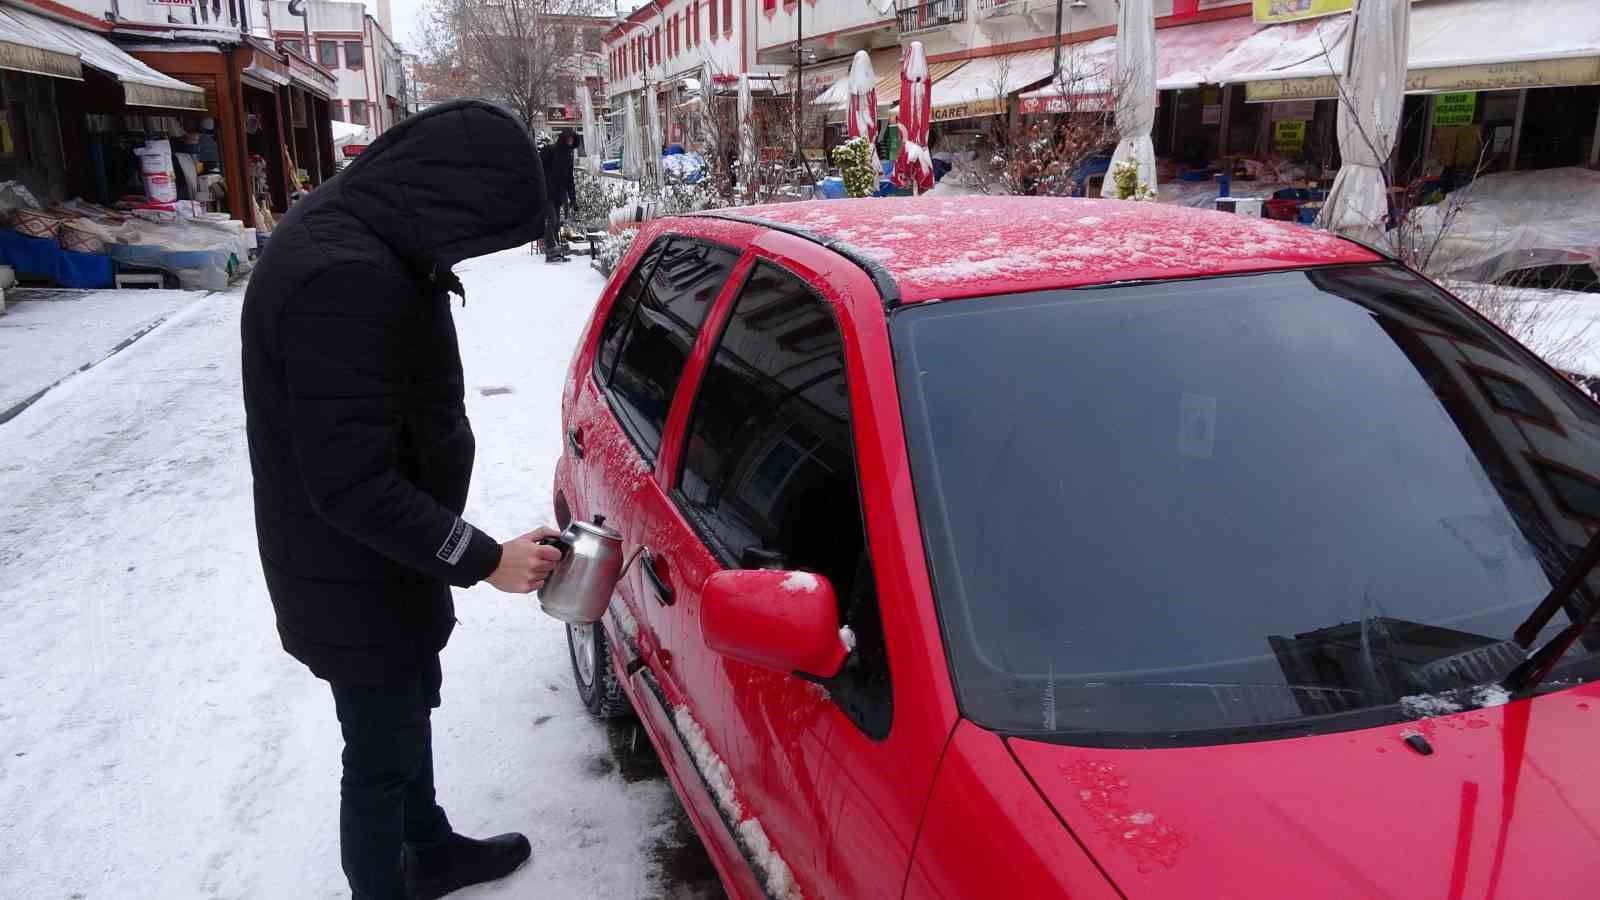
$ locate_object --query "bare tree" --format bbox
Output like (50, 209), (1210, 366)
(967, 49), (1124, 196)
(416, 0), (607, 129)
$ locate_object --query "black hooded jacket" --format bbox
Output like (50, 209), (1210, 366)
(540, 128), (578, 209)
(241, 100), (546, 684)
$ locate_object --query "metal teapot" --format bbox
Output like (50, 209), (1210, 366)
(537, 515), (639, 625)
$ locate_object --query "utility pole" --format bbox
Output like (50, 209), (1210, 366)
(793, 2), (814, 183)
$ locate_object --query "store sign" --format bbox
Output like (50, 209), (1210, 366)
(1248, 56), (1600, 102)
(1252, 0), (1352, 23)
(0, 41), (82, 81)
(931, 97), (1007, 123)
(1273, 120), (1307, 155)
(342, 144), (368, 158)
(1019, 94), (1111, 115)
(1433, 92), (1476, 126)
(152, 0), (195, 5)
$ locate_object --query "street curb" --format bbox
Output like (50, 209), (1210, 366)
(0, 306), (191, 426)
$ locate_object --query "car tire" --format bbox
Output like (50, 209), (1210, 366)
(567, 620), (632, 720)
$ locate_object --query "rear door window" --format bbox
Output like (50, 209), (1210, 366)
(598, 236), (739, 459)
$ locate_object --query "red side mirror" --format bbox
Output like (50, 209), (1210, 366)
(700, 569), (848, 680)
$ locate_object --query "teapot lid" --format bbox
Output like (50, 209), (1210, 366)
(570, 514), (622, 541)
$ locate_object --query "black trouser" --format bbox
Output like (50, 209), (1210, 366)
(329, 654), (452, 900)
(543, 201), (563, 256)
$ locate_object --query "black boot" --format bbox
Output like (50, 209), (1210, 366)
(404, 832), (532, 900)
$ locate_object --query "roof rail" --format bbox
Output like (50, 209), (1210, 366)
(686, 210), (903, 308)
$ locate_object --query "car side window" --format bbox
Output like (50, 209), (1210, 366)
(593, 237), (667, 384)
(598, 237), (739, 459)
(676, 261), (893, 738)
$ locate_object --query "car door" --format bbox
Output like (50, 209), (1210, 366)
(572, 232), (741, 674)
(636, 238), (936, 899)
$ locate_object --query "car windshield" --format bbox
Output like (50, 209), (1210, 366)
(892, 264), (1600, 745)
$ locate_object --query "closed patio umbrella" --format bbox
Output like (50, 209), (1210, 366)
(893, 41), (932, 193)
(1099, 0), (1157, 198)
(1318, 0), (1410, 242)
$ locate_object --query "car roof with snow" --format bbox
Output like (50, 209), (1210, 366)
(703, 196), (1382, 304)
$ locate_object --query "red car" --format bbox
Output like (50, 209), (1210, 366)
(554, 196), (1600, 899)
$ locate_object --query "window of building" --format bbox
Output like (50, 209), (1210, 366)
(584, 28), (601, 52)
(344, 40), (364, 68)
(595, 237), (740, 459)
(283, 38), (303, 56)
(1537, 461), (1600, 522)
(318, 40), (338, 68)
(725, 0), (734, 29)
(348, 99), (367, 125)
(709, 0), (718, 36)
(676, 260), (891, 738)
(1472, 368), (1560, 429)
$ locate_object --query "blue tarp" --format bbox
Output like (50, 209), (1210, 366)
(0, 229), (114, 289)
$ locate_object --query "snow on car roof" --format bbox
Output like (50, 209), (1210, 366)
(734, 196), (1382, 303)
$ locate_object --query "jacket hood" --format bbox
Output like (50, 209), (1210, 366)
(336, 99), (545, 268)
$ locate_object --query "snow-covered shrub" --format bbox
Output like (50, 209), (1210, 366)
(595, 228), (637, 276)
(1111, 159), (1155, 202)
(831, 137), (876, 198)
(572, 168), (631, 229)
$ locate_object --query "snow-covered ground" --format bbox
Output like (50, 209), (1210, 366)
(0, 249), (722, 898)
(0, 288), (201, 419)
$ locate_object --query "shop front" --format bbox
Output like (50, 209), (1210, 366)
(280, 47), (337, 193)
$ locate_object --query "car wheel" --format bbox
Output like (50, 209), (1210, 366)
(567, 620), (631, 719)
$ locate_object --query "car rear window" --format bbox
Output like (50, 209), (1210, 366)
(595, 236), (739, 459)
(893, 264), (1600, 745)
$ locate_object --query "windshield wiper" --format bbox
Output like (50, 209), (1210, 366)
(1503, 529), (1600, 696)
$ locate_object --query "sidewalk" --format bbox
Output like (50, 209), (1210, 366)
(0, 287), (209, 423)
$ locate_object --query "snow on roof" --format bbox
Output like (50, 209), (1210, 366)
(737, 197), (1380, 303)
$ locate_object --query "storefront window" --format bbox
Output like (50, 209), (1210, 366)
(318, 40), (339, 68)
(344, 41), (364, 69)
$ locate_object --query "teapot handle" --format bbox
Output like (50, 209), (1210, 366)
(536, 535), (572, 558)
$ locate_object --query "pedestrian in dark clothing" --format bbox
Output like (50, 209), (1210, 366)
(240, 99), (564, 900)
(538, 128), (579, 262)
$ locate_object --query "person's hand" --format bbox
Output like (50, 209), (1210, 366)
(486, 526), (565, 594)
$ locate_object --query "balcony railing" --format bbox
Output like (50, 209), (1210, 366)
(897, 0), (966, 34)
(975, 0), (1025, 16)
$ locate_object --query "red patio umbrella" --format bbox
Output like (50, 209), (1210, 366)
(893, 41), (932, 193)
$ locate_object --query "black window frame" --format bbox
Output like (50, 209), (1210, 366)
(590, 234), (740, 464)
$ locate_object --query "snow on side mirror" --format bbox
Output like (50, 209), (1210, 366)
(701, 569), (847, 680)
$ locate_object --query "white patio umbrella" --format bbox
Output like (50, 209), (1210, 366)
(1099, 0), (1157, 198)
(1318, 0), (1410, 241)
(737, 73), (755, 203)
(644, 86), (664, 191)
(847, 49), (879, 147)
(622, 95), (643, 181)
(581, 87), (600, 177)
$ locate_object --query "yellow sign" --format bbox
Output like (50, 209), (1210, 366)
(931, 97), (1007, 122)
(1273, 119), (1307, 155)
(1433, 92), (1476, 127)
(1253, 0), (1352, 24)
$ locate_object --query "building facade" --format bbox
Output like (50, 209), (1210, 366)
(0, 0), (340, 229)
(602, 0), (1600, 183)
(272, 0), (413, 154)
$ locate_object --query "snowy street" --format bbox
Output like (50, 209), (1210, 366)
(0, 251), (721, 898)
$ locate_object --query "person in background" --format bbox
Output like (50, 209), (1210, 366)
(539, 128), (579, 263)
(241, 100), (562, 900)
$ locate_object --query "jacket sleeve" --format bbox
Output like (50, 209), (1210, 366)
(281, 264), (503, 587)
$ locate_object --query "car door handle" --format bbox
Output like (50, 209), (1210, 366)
(567, 426), (585, 460)
(641, 549), (674, 607)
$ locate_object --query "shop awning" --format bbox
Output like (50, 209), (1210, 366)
(0, 6), (82, 81)
(927, 49), (1054, 122)
(1235, 0), (1600, 101)
(1020, 14), (1295, 105)
(2, 9), (206, 110)
(811, 47), (908, 110)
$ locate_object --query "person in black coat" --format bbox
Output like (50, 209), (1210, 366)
(241, 99), (563, 900)
(537, 127), (579, 261)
